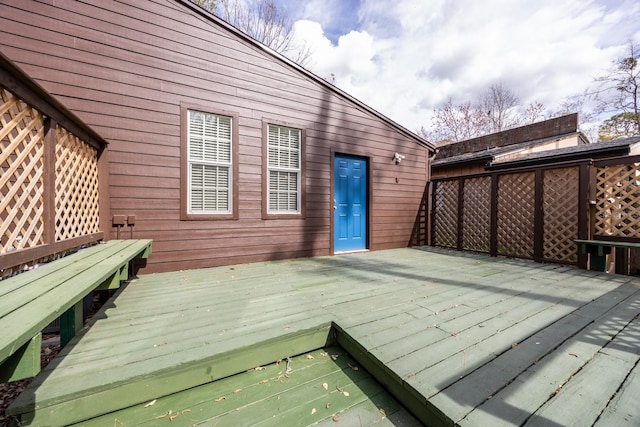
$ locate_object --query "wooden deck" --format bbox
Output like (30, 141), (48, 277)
(8, 247), (640, 426)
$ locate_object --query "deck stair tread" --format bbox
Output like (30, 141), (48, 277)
(71, 346), (421, 426)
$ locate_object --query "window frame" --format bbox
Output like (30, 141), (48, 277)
(180, 103), (239, 220)
(262, 120), (306, 219)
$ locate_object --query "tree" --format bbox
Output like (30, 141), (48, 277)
(191, 0), (219, 10)
(598, 112), (640, 140)
(421, 98), (489, 144)
(521, 100), (546, 125)
(592, 41), (640, 136)
(190, 0), (312, 67)
(479, 82), (521, 133)
(422, 83), (547, 145)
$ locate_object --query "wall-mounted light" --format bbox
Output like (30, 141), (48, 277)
(393, 152), (405, 164)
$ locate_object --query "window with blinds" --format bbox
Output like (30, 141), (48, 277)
(267, 124), (301, 213)
(188, 110), (232, 213)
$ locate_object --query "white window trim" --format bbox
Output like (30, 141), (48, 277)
(187, 110), (233, 214)
(267, 124), (301, 214)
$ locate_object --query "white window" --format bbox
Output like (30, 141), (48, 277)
(187, 110), (232, 214)
(267, 124), (301, 213)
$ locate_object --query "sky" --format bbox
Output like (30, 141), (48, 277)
(272, 0), (640, 135)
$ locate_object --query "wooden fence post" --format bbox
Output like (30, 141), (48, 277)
(457, 177), (464, 250)
(43, 117), (56, 245)
(490, 173), (498, 257)
(577, 163), (591, 269)
(533, 169), (544, 262)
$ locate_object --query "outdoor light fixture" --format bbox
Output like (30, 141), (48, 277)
(393, 152), (405, 164)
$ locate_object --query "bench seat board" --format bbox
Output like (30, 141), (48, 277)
(0, 239), (152, 369)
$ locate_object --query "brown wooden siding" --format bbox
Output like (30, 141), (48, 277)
(0, 0), (430, 273)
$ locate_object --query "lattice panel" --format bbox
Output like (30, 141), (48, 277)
(0, 87), (45, 254)
(55, 125), (100, 241)
(497, 172), (535, 257)
(462, 176), (491, 252)
(594, 163), (640, 238)
(543, 167), (579, 262)
(433, 180), (458, 248)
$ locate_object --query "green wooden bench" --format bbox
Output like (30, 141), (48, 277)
(0, 239), (152, 382)
(575, 239), (640, 272)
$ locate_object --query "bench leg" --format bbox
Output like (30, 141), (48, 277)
(0, 333), (42, 382)
(60, 300), (84, 348)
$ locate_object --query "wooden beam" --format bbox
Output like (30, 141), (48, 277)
(0, 333), (41, 382)
(0, 52), (107, 151)
(60, 300), (84, 348)
(0, 232), (104, 271)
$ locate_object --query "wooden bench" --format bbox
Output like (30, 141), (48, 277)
(575, 239), (640, 272)
(0, 239), (152, 382)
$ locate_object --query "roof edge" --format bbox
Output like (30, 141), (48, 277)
(176, 0), (434, 151)
(0, 51), (108, 150)
(486, 145), (631, 170)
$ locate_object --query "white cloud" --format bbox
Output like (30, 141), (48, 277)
(290, 0), (640, 133)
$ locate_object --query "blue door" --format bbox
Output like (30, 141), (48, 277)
(334, 154), (367, 252)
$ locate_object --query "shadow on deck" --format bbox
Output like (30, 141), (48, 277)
(7, 247), (640, 426)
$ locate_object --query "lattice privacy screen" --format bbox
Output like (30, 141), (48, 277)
(433, 179), (458, 248)
(594, 162), (640, 238)
(1, 86), (100, 257)
(462, 176), (491, 252)
(543, 167), (579, 262)
(55, 125), (100, 241)
(1, 87), (46, 253)
(497, 172), (535, 257)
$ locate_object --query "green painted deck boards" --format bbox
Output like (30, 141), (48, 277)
(73, 347), (420, 427)
(7, 247), (640, 426)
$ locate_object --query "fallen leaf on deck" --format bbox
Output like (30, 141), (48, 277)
(169, 414), (179, 421)
(234, 388), (242, 393)
(255, 366), (265, 371)
(114, 418), (126, 427)
(511, 342), (518, 348)
(156, 411), (169, 419)
(306, 354), (315, 359)
(331, 354), (339, 360)
(347, 363), (359, 371)
(311, 408), (316, 415)
(320, 352), (328, 357)
(214, 396), (226, 402)
(260, 379), (269, 384)
(379, 408), (386, 417)
(568, 353), (579, 358)
(332, 415), (340, 422)
(144, 399), (157, 407)
(326, 402), (331, 409)
(276, 359), (282, 365)
(549, 384), (563, 398)
(336, 385), (349, 397)
(181, 409), (191, 415)
(322, 382), (329, 390)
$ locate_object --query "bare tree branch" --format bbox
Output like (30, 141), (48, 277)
(193, 0), (313, 67)
(591, 41), (640, 135)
